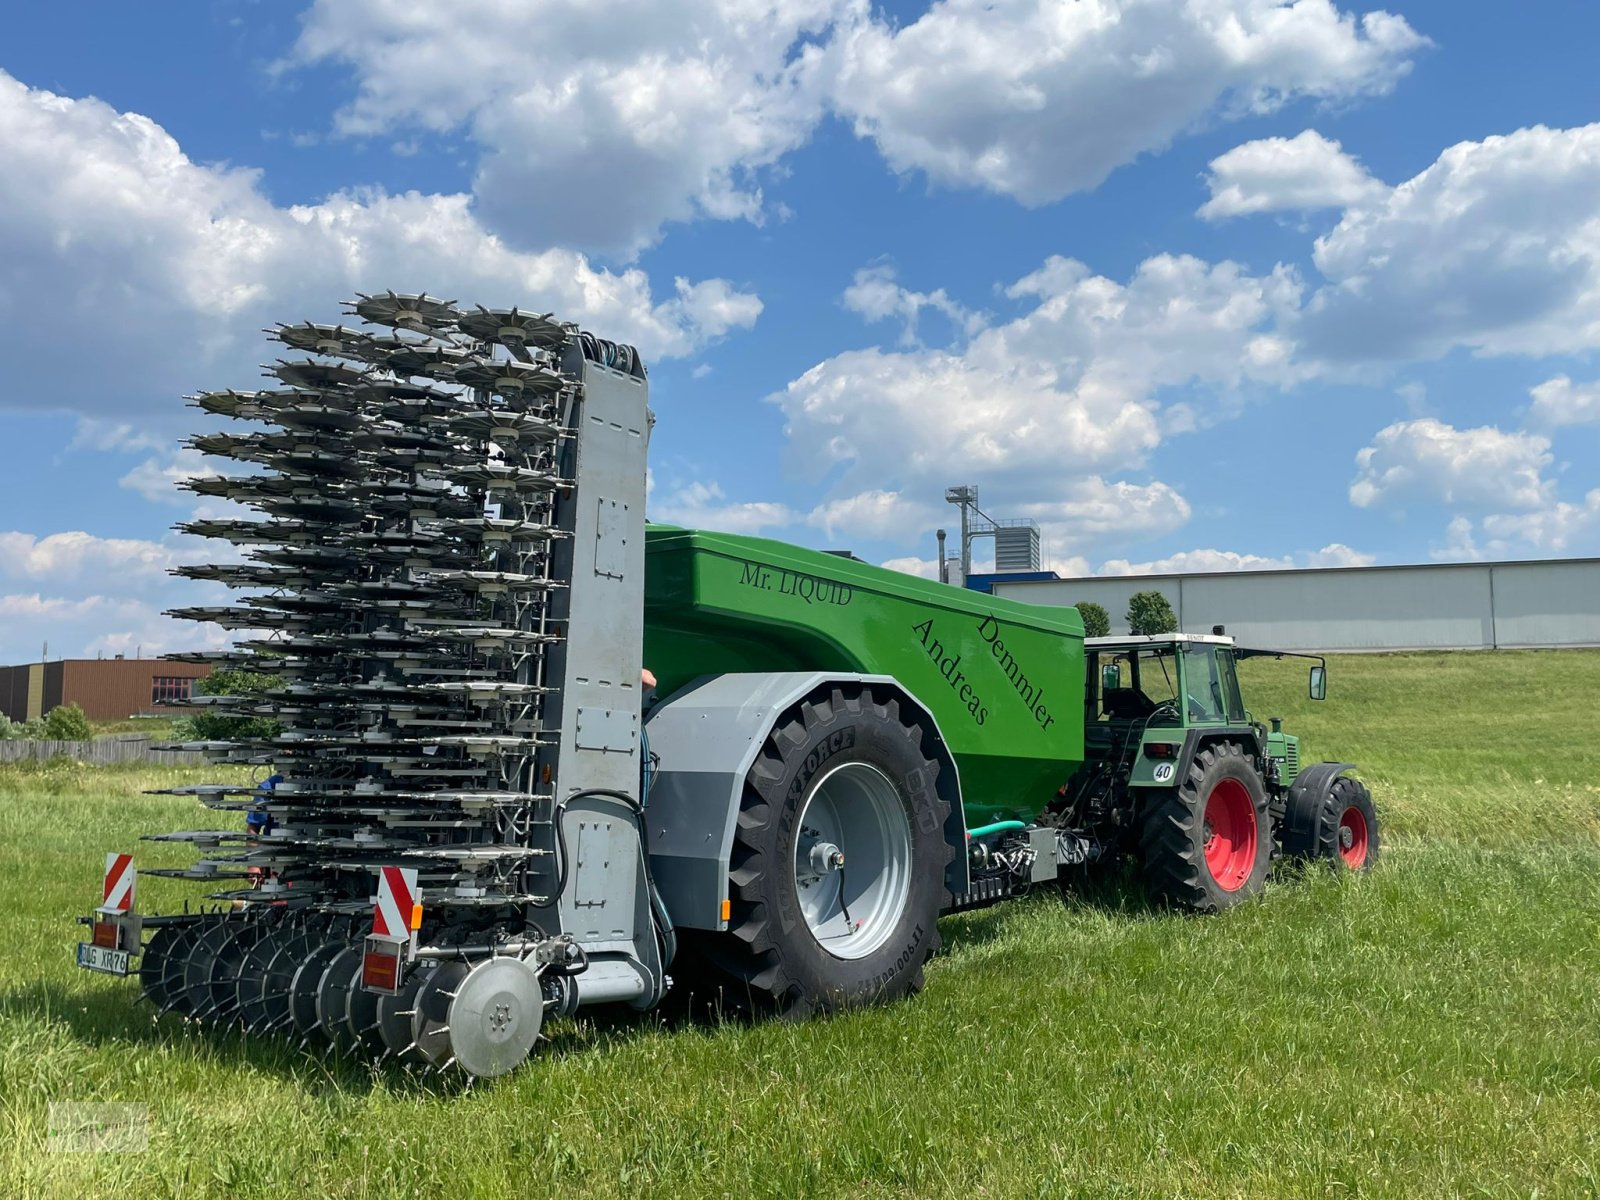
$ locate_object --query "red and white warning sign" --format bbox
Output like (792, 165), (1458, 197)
(101, 852), (136, 914)
(372, 865), (420, 939)
(363, 865), (421, 995)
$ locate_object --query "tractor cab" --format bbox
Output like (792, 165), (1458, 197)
(1074, 633), (1326, 800)
(1088, 633), (1247, 731)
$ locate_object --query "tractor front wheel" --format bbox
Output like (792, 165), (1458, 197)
(1139, 741), (1271, 912)
(1283, 774), (1380, 871)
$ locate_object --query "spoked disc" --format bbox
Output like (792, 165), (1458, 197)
(410, 960), (470, 1069)
(457, 306), (566, 349)
(199, 924), (266, 1026)
(444, 957), (544, 1079)
(153, 922), (207, 1017)
(377, 961), (436, 1064)
(236, 924), (304, 1034)
(180, 920), (240, 1021)
(246, 928), (321, 1036)
(314, 946), (363, 1048)
(288, 940), (346, 1036)
(351, 291), (460, 332)
(344, 967), (384, 1051)
(138, 923), (186, 1010)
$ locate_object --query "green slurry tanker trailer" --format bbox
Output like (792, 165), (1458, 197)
(76, 295), (1379, 1078)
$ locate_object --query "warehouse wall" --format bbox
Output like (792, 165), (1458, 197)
(992, 558), (1600, 652)
(0, 660), (212, 722)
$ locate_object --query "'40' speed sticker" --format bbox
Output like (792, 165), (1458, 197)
(1152, 763), (1175, 783)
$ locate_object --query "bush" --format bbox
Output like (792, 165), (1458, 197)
(1127, 590), (1178, 636)
(175, 667), (282, 742)
(0, 714), (34, 740)
(1076, 601), (1111, 638)
(41, 703), (93, 741)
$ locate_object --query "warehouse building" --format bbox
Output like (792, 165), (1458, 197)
(0, 658), (212, 723)
(987, 557), (1600, 653)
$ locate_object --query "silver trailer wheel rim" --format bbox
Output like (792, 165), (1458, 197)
(792, 761), (912, 961)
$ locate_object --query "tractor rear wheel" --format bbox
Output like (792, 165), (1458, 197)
(697, 684), (952, 1017)
(1283, 774), (1380, 871)
(1139, 741), (1271, 912)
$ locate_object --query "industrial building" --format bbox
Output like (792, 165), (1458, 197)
(986, 557), (1600, 653)
(0, 658), (212, 723)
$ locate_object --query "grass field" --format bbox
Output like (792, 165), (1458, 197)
(3, 649), (1599, 1198)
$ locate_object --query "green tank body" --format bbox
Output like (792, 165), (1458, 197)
(643, 526), (1086, 829)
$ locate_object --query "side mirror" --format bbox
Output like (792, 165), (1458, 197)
(1309, 665), (1326, 701)
(1102, 664), (1121, 692)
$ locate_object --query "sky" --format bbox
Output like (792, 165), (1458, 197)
(1, 0), (1598, 663)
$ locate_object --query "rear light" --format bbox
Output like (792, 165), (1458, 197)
(1144, 743), (1178, 759)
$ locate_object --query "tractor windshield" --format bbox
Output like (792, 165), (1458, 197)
(1181, 644), (1246, 724)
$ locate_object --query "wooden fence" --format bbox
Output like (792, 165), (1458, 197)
(0, 736), (207, 765)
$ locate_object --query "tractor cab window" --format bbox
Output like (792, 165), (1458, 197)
(1097, 646), (1181, 724)
(1180, 644), (1246, 724)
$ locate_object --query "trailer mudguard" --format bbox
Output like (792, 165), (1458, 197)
(642, 671), (969, 931)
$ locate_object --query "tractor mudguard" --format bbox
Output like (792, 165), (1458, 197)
(1127, 726), (1265, 789)
(642, 672), (969, 931)
(1282, 761), (1357, 844)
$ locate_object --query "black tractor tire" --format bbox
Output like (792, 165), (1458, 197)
(1139, 741), (1271, 912)
(1282, 774), (1380, 871)
(696, 683), (952, 1018)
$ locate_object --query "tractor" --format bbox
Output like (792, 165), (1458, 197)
(73, 295), (1380, 1077)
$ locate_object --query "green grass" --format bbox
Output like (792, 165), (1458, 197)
(3, 650), (1599, 1199)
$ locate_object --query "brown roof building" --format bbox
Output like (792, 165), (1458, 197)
(0, 658), (212, 723)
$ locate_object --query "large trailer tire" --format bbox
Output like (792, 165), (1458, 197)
(703, 684), (952, 1017)
(1283, 774), (1380, 871)
(1140, 741), (1271, 912)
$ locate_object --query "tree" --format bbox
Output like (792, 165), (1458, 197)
(1127, 590), (1178, 636)
(42, 703), (92, 741)
(1076, 601), (1110, 638)
(177, 667), (282, 742)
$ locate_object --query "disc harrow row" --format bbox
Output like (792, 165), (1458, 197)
(91, 292), (654, 1077)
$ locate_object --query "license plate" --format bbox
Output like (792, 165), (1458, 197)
(76, 942), (130, 976)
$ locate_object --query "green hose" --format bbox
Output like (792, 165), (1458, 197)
(965, 819), (1028, 840)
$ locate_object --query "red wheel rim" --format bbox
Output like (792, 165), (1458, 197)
(1338, 806), (1369, 868)
(1202, 778), (1257, 892)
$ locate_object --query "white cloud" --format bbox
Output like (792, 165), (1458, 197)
(1304, 123), (1600, 362)
(1528, 375), (1600, 428)
(0, 531), (182, 584)
(0, 69), (761, 418)
(842, 264), (985, 344)
(1199, 129), (1383, 219)
(806, 489), (938, 542)
(1349, 419), (1554, 511)
(119, 450), (211, 506)
(0, 592), (229, 663)
(291, 0), (845, 256)
(1482, 490), (1600, 554)
(649, 480), (799, 535)
(879, 555), (941, 580)
(828, 0), (1424, 206)
(775, 253), (1300, 557)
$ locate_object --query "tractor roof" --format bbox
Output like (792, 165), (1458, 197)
(1085, 633), (1234, 649)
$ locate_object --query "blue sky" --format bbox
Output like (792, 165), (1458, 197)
(2, 0), (1598, 662)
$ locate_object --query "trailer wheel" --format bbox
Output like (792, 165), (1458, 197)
(1283, 774), (1380, 871)
(708, 684), (951, 1016)
(1140, 741), (1271, 912)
